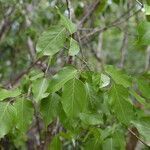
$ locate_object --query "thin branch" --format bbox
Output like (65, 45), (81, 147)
(43, 118), (60, 149)
(0, 19), (12, 41)
(111, 5), (135, 25)
(135, 0), (144, 8)
(23, 4), (36, 61)
(119, 28), (128, 68)
(33, 102), (43, 149)
(84, 34), (102, 64)
(66, 0), (71, 19)
(78, 0), (101, 27)
(128, 128), (150, 148)
(80, 5), (142, 39)
(3, 58), (40, 88)
(119, 2), (130, 68)
(96, 32), (104, 69)
(75, 55), (91, 71)
(76, 31), (85, 60)
(78, 28), (95, 31)
(113, 7), (142, 27)
(66, 0), (74, 64)
(0, 6), (15, 41)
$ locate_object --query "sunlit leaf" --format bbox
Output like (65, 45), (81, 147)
(0, 88), (21, 101)
(100, 73), (110, 88)
(145, 4), (150, 16)
(79, 113), (103, 125)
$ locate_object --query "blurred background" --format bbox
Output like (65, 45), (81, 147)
(0, 0), (150, 150)
(0, 0), (149, 85)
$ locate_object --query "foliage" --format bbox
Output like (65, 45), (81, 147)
(0, 0), (150, 149)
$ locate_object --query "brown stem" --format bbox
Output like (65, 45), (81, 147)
(33, 102), (43, 150)
(127, 128), (150, 148)
(66, 0), (73, 64)
(0, 7), (15, 41)
(119, 31), (128, 68)
(24, 4), (36, 61)
(43, 118), (60, 149)
(67, 56), (73, 64)
(96, 32), (104, 69)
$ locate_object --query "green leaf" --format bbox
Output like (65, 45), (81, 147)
(79, 113), (103, 125)
(105, 65), (132, 88)
(48, 136), (62, 150)
(103, 138), (116, 150)
(85, 83), (102, 111)
(40, 94), (61, 126)
(102, 131), (125, 150)
(57, 9), (77, 34)
(137, 78), (150, 99)
(62, 78), (87, 118)
(0, 102), (16, 138)
(48, 66), (77, 93)
(29, 69), (44, 81)
(36, 26), (66, 56)
(136, 21), (150, 46)
(146, 0), (150, 5)
(69, 38), (80, 56)
(14, 99), (34, 133)
(32, 78), (49, 102)
(145, 4), (150, 15)
(109, 84), (134, 125)
(0, 88), (21, 101)
(83, 128), (102, 150)
(130, 90), (146, 105)
(84, 138), (102, 150)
